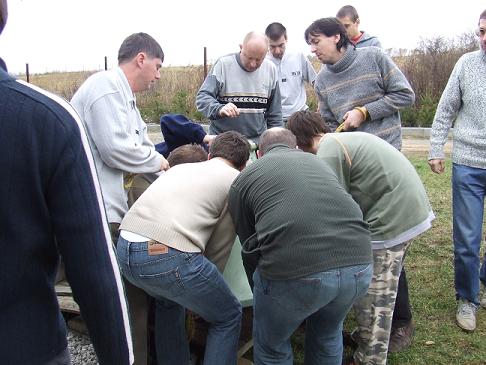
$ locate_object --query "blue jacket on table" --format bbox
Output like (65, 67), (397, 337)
(0, 66), (133, 365)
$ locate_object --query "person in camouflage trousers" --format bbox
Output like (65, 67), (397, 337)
(287, 112), (435, 365)
(352, 242), (410, 364)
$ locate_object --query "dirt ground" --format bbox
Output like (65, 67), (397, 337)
(402, 136), (452, 155)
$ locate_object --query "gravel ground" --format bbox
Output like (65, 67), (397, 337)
(67, 330), (98, 365)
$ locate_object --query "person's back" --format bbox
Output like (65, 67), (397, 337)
(121, 158), (239, 270)
(228, 128), (372, 364)
(0, 62), (132, 365)
(318, 132), (433, 241)
(229, 144), (371, 280)
(117, 131), (250, 365)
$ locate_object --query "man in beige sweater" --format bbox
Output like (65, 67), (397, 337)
(116, 131), (250, 365)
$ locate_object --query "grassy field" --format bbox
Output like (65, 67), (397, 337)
(287, 154), (486, 365)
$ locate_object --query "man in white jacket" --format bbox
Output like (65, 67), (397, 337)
(71, 32), (169, 365)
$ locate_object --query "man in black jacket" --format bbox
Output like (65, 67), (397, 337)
(0, 1), (133, 363)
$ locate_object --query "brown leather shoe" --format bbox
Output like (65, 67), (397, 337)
(388, 320), (415, 353)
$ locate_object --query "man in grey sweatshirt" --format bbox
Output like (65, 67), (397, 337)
(429, 9), (486, 333)
(196, 31), (282, 143)
(71, 32), (170, 365)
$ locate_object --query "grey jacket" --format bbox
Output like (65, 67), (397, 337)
(71, 67), (164, 223)
(355, 31), (382, 48)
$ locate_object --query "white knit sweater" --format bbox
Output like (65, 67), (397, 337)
(429, 50), (486, 169)
(120, 158), (239, 271)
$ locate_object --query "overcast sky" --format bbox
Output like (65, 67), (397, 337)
(0, 0), (483, 74)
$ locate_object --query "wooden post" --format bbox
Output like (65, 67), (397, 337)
(104, 56), (108, 71)
(25, 63), (30, 83)
(204, 47), (208, 80)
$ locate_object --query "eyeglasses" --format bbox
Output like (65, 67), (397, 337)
(476, 28), (486, 37)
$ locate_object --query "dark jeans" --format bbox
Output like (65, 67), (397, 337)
(117, 238), (242, 365)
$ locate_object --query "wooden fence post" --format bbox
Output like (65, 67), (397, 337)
(204, 47), (207, 80)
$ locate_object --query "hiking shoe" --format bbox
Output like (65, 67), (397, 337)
(481, 285), (486, 309)
(388, 320), (415, 353)
(456, 299), (477, 332)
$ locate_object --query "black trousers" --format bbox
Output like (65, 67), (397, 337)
(392, 266), (412, 328)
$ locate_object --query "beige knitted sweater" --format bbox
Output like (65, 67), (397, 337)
(120, 158), (239, 271)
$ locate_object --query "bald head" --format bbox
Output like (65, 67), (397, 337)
(0, 0), (7, 35)
(239, 31), (268, 72)
(258, 127), (297, 156)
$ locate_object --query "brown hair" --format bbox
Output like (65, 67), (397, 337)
(336, 5), (359, 22)
(304, 17), (351, 51)
(118, 32), (164, 65)
(480, 9), (486, 22)
(210, 131), (251, 170)
(265, 22), (287, 41)
(286, 111), (331, 151)
(167, 144), (208, 167)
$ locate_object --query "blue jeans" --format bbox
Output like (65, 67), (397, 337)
(116, 237), (242, 365)
(452, 163), (486, 305)
(252, 264), (372, 365)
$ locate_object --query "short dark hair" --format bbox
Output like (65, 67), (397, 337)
(286, 111), (331, 151)
(480, 9), (486, 22)
(305, 17), (351, 51)
(210, 131), (250, 170)
(167, 144), (208, 167)
(336, 5), (359, 22)
(259, 128), (297, 155)
(0, 0), (7, 35)
(118, 32), (164, 65)
(265, 22), (287, 41)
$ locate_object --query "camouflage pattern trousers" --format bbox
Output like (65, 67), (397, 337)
(353, 241), (411, 365)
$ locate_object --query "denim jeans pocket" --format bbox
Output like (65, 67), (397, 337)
(256, 270), (327, 311)
(353, 263), (373, 300)
(129, 250), (187, 298)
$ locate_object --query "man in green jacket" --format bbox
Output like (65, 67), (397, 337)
(228, 127), (372, 365)
(287, 111), (434, 365)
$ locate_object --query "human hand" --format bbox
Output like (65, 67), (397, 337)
(428, 159), (445, 174)
(203, 134), (216, 146)
(219, 103), (240, 118)
(160, 157), (170, 171)
(342, 109), (365, 130)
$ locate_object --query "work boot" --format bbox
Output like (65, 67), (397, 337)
(456, 298), (477, 332)
(388, 320), (415, 353)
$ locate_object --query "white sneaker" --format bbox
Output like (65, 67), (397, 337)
(456, 299), (477, 332)
(481, 285), (486, 309)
